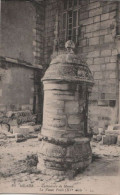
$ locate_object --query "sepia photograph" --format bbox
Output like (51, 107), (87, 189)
(0, 0), (120, 194)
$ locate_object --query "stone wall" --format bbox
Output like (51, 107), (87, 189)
(0, 64), (34, 114)
(32, 2), (45, 67)
(44, 0), (58, 65)
(1, 1), (44, 122)
(78, 0), (118, 133)
(43, 0), (119, 134)
(1, 0), (36, 64)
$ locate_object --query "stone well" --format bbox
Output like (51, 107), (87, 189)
(37, 41), (94, 177)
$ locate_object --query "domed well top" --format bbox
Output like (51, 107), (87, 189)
(42, 40), (94, 85)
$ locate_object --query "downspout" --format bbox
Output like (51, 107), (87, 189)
(116, 1), (120, 123)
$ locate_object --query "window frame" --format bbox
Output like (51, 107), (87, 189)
(62, 0), (80, 43)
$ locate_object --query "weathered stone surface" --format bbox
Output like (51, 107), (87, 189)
(65, 101), (79, 114)
(117, 135), (120, 146)
(68, 115), (80, 125)
(15, 133), (26, 142)
(92, 135), (97, 141)
(105, 130), (120, 136)
(38, 138), (92, 176)
(102, 135), (117, 145)
(13, 126), (34, 135)
(108, 124), (120, 131)
(98, 128), (105, 135)
(96, 134), (102, 142)
(38, 41), (93, 177)
(0, 124), (10, 132)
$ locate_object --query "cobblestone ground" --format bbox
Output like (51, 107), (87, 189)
(0, 137), (120, 194)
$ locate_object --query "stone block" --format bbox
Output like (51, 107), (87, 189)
(13, 125), (34, 135)
(65, 101), (79, 114)
(0, 89), (2, 97)
(102, 135), (117, 145)
(94, 57), (104, 65)
(94, 72), (102, 79)
(44, 83), (69, 91)
(84, 32), (93, 38)
(100, 20), (112, 29)
(112, 49), (118, 56)
(94, 15), (100, 23)
(8, 119), (18, 126)
(86, 23), (100, 33)
(92, 135), (97, 141)
(80, 18), (94, 26)
(68, 115), (80, 125)
(101, 49), (111, 57)
(93, 30), (100, 37)
(15, 133), (26, 142)
(106, 63), (116, 70)
(88, 2), (100, 10)
(102, 135), (109, 145)
(89, 37), (99, 45)
(106, 130), (120, 136)
(99, 29), (108, 36)
(105, 33), (113, 42)
(96, 134), (102, 142)
(101, 13), (110, 21)
(87, 50), (100, 57)
(86, 58), (94, 65)
(108, 124), (120, 131)
(80, 12), (89, 20)
(98, 128), (105, 135)
(99, 36), (105, 45)
(89, 7), (102, 17)
(117, 135), (120, 146)
(109, 72), (116, 79)
(0, 124), (10, 132)
(92, 65), (101, 71)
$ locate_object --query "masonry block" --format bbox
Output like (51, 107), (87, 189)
(94, 16), (101, 24)
(94, 57), (104, 65)
(97, 134), (102, 142)
(101, 13), (110, 21)
(94, 72), (102, 79)
(89, 37), (99, 45)
(68, 115), (80, 125)
(101, 49), (111, 57)
(65, 101), (79, 114)
(104, 35), (113, 43)
(15, 133), (26, 142)
(102, 135), (117, 145)
(89, 7), (102, 17)
(88, 2), (100, 10)
(117, 135), (120, 146)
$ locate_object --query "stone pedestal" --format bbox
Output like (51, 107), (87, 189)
(37, 41), (94, 177)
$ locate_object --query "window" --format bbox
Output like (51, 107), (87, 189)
(62, 0), (80, 43)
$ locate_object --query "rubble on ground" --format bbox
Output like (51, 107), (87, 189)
(92, 124), (120, 146)
(0, 110), (41, 142)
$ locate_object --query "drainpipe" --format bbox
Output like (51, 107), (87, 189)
(116, 1), (120, 123)
(118, 56), (120, 123)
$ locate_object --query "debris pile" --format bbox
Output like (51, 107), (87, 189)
(0, 110), (41, 142)
(92, 124), (120, 146)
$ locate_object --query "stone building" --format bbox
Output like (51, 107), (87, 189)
(0, 0), (120, 133)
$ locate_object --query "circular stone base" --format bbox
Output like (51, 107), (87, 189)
(37, 137), (92, 178)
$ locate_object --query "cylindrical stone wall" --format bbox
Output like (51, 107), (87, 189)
(37, 40), (94, 178)
(37, 81), (92, 177)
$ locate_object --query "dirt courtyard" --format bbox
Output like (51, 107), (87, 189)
(0, 137), (120, 194)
